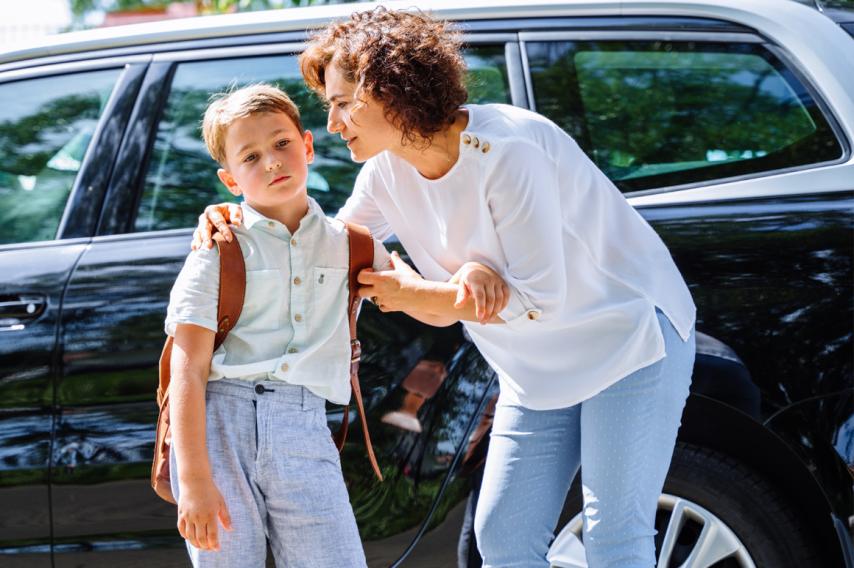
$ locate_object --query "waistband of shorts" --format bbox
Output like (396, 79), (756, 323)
(206, 376), (325, 410)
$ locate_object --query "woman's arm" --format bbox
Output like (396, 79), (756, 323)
(482, 141), (567, 326)
(358, 253), (507, 326)
(170, 324), (232, 551)
(192, 203), (242, 250)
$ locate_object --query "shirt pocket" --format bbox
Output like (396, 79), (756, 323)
(312, 266), (349, 330)
(241, 269), (283, 332)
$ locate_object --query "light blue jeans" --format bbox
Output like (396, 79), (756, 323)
(474, 310), (695, 568)
(170, 378), (366, 568)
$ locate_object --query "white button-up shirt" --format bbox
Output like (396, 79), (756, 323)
(337, 103), (696, 410)
(166, 198), (391, 404)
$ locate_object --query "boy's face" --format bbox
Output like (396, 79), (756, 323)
(217, 111), (314, 210)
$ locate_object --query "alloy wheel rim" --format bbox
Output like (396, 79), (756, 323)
(547, 493), (757, 568)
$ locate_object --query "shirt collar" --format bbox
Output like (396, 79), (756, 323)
(240, 197), (324, 233)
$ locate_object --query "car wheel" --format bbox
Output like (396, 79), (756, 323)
(547, 443), (818, 567)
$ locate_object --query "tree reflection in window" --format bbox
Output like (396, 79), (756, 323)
(528, 41), (842, 192)
(0, 70), (119, 244)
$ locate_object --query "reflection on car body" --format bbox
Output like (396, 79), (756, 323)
(0, 1), (852, 567)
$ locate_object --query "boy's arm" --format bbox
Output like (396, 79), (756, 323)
(170, 323), (215, 485)
(169, 323), (232, 551)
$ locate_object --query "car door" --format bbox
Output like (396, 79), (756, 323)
(53, 37), (514, 566)
(521, 20), (853, 566)
(0, 62), (129, 566)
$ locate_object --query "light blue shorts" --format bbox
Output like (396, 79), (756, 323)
(170, 378), (366, 568)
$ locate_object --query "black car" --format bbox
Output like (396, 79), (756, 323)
(1, 1), (852, 567)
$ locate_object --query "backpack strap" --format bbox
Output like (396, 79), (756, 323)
(156, 231), (245, 406)
(213, 232), (246, 351)
(336, 222), (383, 482)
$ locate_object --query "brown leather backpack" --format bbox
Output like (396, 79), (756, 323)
(151, 223), (382, 504)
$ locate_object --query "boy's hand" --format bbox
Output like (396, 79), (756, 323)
(450, 262), (510, 324)
(177, 479), (233, 551)
(191, 203), (243, 250)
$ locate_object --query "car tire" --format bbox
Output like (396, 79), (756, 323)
(658, 443), (819, 567)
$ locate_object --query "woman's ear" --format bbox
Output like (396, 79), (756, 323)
(217, 169), (242, 197)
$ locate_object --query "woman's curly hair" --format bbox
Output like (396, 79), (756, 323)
(300, 6), (468, 146)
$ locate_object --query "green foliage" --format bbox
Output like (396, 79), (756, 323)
(529, 41), (826, 187)
(70, 0), (360, 22)
(0, 70), (118, 244)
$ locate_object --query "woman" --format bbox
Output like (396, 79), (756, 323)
(195, 7), (696, 567)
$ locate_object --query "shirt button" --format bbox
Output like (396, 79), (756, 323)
(288, 347), (298, 353)
(267, 221), (274, 228)
(293, 276), (302, 285)
(280, 363), (289, 372)
(294, 313), (303, 322)
(290, 238), (297, 246)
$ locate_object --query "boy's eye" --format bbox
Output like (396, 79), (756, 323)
(276, 139), (290, 148)
(243, 153), (257, 163)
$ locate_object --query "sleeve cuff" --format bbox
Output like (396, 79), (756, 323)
(372, 238), (393, 271)
(165, 315), (219, 337)
(498, 288), (543, 326)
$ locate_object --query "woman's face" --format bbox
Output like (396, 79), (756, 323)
(325, 62), (400, 163)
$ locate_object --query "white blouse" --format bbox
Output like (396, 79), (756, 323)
(337, 104), (695, 410)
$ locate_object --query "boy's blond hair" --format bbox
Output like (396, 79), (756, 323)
(202, 83), (304, 165)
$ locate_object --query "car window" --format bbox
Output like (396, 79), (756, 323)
(465, 45), (512, 105)
(527, 41), (843, 192)
(134, 45), (510, 232)
(0, 69), (120, 244)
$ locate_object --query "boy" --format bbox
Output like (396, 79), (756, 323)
(165, 84), (390, 567)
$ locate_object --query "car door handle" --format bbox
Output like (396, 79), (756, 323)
(0, 295), (47, 326)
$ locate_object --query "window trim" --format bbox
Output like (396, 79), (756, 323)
(519, 31), (850, 197)
(0, 55), (149, 85)
(57, 62), (150, 240)
(148, 33), (517, 64)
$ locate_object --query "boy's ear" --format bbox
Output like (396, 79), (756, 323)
(217, 168), (242, 197)
(303, 130), (315, 165)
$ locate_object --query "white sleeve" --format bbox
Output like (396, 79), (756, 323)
(372, 237), (393, 272)
(485, 141), (567, 327)
(335, 162), (395, 242)
(164, 246), (220, 336)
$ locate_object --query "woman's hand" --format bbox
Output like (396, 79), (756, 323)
(191, 203), (243, 250)
(450, 262), (510, 324)
(357, 251), (423, 312)
(177, 478), (232, 551)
